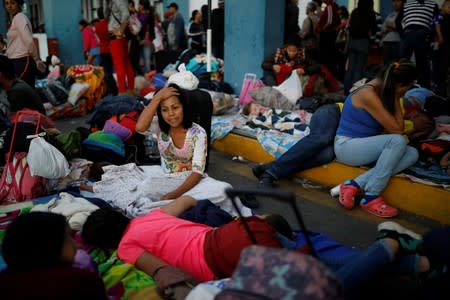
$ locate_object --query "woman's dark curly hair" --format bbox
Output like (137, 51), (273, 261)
(156, 84), (193, 134)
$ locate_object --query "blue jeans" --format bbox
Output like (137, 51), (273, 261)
(334, 134), (419, 194)
(321, 240), (420, 291)
(344, 38), (370, 93)
(399, 28), (430, 87)
(277, 235), (420, 292)
(266, 104), (341, 180)
(141, 45), (152, 73)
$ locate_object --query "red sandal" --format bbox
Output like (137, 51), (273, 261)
(360, 197), (398, 218)
(339, 184), (358, 210)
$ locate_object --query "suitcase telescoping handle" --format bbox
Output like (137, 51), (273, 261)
(225, 187), (317, 258)
(6, 110), (42, 162)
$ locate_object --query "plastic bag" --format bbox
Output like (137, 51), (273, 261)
(239, 73), (265, 107)
(27, 137), (70, 179)
(167, 64), (199, 90)
(68, 83), (89, 105)
(273, 71), (302, 105)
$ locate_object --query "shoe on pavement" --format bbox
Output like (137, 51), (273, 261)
(240, 194), (259, 209)
(259, 173), (274, 188)
(252, 164), (267, 179)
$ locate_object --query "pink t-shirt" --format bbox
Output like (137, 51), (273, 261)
(118, 209), (215, 282)
(6, 12), (38, 60)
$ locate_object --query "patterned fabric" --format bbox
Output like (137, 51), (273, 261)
(159, 123), (207, 174)
(257, 128), (310, 159)
(211, 114), (250, 141)
(273, 47), (306, 66)
(216, 245), (343, 300)
(66, 65), (106, 112)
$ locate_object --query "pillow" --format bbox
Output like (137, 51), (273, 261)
(103, 120), (133, 141)
(249, 87), (294, 110)
(68, 83), (89, 106)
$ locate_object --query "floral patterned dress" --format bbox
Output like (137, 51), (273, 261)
(158, 123), (207, 175)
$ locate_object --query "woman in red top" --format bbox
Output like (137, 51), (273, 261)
(78, 19), (100, 65)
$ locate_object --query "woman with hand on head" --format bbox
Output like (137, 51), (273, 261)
(4, 0), (46, 88)
(136, 84), (207, 201)
(334, 60), (419, 218)
(82, 84), (250, 216)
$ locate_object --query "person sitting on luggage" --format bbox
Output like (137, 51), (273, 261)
(0, 55), (45, 115)
(82, 195), (439, 294)
(334, 60), (419, 218)
(0, 212), (107, 299)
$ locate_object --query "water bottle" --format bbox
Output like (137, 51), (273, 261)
(144, 117), (160, 160)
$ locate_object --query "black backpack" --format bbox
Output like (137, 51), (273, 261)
(184, 89), (213, 171)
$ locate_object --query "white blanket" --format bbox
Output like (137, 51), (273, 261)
(91, 164), (251, 218)
(31, 192), (99, 230)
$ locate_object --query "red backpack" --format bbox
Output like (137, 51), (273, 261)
(0, 111), (47, 204)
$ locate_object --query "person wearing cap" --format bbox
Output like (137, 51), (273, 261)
(166, 2), (187, 51)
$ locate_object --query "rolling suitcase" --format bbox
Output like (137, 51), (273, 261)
(225, 186), (317, 258)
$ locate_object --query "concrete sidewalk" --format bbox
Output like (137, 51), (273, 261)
(212, 132), (450, 225)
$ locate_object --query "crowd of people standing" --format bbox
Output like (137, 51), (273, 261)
(283, 0), (450, 97)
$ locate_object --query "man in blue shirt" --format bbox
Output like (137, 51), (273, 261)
(166, 3), (187, 51)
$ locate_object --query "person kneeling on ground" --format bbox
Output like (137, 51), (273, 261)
(82, 195), (441, 295)
(0, 212), (107, 299)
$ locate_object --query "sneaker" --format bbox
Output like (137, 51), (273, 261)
(252, 164), (267, 179)
(377, 221), (422, 254)
(240, 194), (259, 209)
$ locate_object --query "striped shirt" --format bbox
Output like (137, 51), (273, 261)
(402, 0), (439, 29)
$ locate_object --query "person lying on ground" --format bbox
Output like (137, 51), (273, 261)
(82, 195), (439, 294)
(0, 211), (107, 299)
(334, 60), (419, 218)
